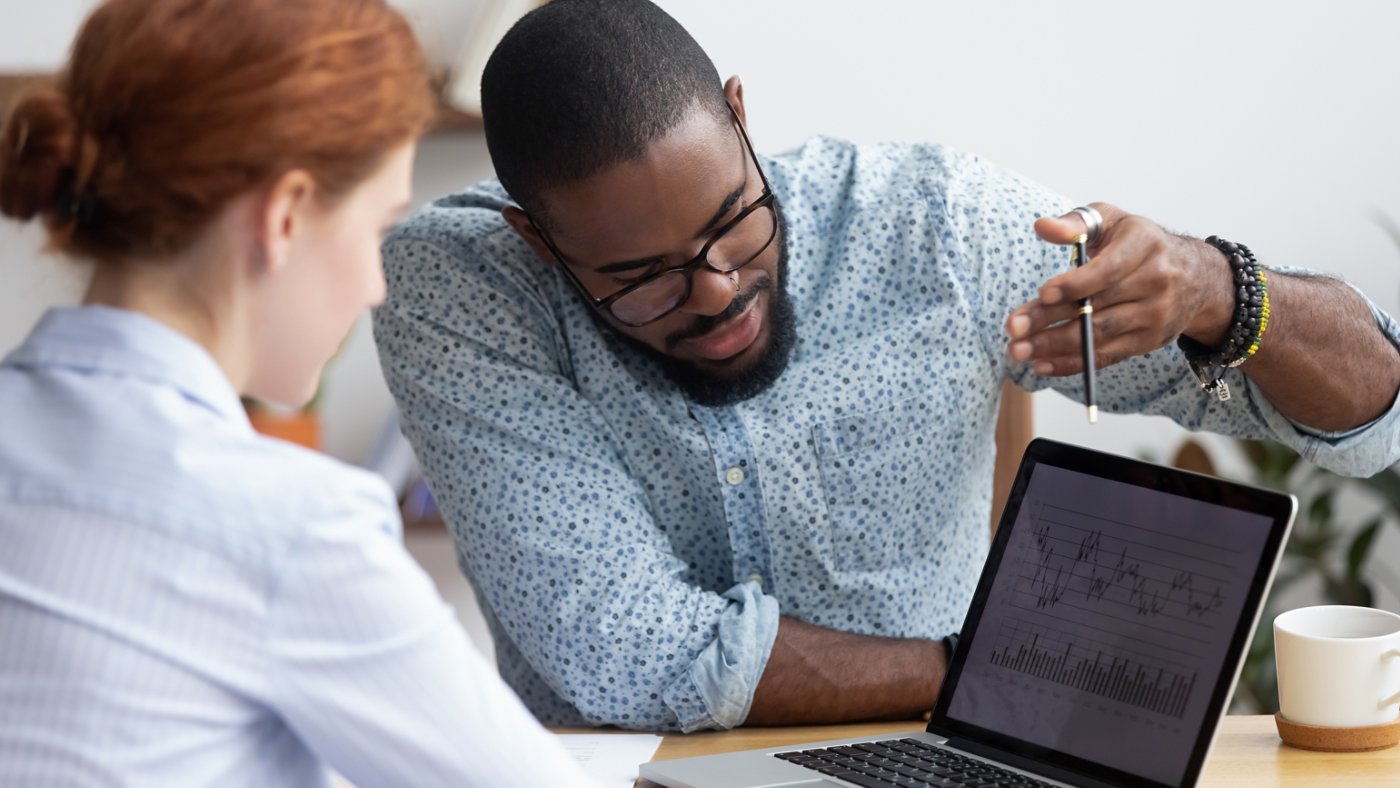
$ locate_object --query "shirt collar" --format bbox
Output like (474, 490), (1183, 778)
(4, 305), (252, 430)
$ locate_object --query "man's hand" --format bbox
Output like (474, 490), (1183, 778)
(1005, 202), (1234, 376)
(1005, 201), (1400, 432)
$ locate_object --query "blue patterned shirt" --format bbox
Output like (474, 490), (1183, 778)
(373, 137), (1400, 732)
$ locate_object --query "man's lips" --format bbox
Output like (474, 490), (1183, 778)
(677, 297), (764, 361)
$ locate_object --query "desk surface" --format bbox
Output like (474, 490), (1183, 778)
(638, 715), (1398, 786)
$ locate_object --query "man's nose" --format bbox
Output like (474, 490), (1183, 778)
(678, 267), (738, 317)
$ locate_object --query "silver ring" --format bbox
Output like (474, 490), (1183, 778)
(1071, 206), (1103, 245)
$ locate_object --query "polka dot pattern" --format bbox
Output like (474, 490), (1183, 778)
(373, 136), (1400, 731)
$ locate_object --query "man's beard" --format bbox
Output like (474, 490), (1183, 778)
(615, 201), (797, 407)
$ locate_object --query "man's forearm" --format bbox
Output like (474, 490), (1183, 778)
(745, 615), (948, 726)
(1186, 261), (1400, 431)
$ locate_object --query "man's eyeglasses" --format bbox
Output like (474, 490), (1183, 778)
(528, 107), (777, 328)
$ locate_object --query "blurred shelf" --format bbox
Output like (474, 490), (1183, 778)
(427, 72), (482, 131)
(0, 72), (480, 133)
(433, 105), (482, 131)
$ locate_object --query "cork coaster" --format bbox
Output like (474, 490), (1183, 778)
(1275, 712), (1400, 752)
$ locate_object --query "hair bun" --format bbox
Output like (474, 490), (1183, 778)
(0, 90), (79, 222)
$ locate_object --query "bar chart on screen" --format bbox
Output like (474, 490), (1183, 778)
(988, 618), (1197, 719)
(984, 496), (1246, 726)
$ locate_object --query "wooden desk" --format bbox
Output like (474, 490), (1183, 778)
(638, 715), (1400, 786)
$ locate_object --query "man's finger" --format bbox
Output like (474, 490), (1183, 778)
(1032, 201), (1124, 247)
(1035, 219), (1156, 306)
(1009, 272), (1139, 335)
(1007, 301), (1079, 342)
(1027, 331), (1151, 376)
(1007, 301), (1146, 363)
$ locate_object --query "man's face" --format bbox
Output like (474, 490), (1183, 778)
(523, 106), (794, 404)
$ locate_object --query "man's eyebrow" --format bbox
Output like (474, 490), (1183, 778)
(592, 182), (747, 275)
(695, 183), (745, 239)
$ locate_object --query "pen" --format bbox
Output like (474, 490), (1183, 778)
(1072, 234), (1098, 424)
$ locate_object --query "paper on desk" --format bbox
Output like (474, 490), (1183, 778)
(559, 732), (663, 788)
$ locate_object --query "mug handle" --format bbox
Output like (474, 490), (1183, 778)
(1385, 649), (1400, 709)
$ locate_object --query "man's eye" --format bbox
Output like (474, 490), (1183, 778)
(612, 268), (650, 282)
(612, 260), (667, 284)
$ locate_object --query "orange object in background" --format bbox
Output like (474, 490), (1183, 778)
(246, 408), (321, 451)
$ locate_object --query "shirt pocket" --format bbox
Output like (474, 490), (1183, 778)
(812, 394), (944, 572)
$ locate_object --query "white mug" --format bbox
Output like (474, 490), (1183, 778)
(1274, 605), (1400, 728)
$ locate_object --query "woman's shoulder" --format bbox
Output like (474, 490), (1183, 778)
(202, 430), (401, 541)
(99, 425), (409, 570)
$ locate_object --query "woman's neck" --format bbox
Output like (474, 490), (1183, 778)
(82, 251), (251, 392)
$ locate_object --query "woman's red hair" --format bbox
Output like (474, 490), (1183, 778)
(0, 0), (434, 263)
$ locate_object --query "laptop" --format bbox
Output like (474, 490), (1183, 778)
(641, 438), (1296, 788)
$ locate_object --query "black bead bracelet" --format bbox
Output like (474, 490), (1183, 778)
(1176, 236), (1272, 401)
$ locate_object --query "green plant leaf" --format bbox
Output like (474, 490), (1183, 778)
(1307, 490), (1335, 533)
(1236, 608), (1280, 713)
(1239, 440), (1301, 485)
(1323, 574), (1375, 607)
(1268, 567), (1307, 595)
(1284, 530), (1336, 561)
(1240, 439), (1269, 470)
(1271, 444), (1302, 480)
(1225, 438), (1396, 714)
(1358, 467), (1400, 514)
(1346, 518), (1383, 582)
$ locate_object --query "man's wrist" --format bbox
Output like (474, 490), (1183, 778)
(935, 633), (959, 705)
(1183, 237), (1236, 344)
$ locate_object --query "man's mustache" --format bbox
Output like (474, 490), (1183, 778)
(665, 274), (773, 351)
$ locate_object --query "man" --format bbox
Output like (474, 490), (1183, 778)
(372, 0), (1400, 732)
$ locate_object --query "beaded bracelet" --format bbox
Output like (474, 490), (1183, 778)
(1176, 236), (1271, 402)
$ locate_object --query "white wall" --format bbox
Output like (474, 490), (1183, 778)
(6, 0), (1398, 468)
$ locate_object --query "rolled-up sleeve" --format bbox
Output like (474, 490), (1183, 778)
(373, 233), (778, 731)
(1241, 278), (1400, 476)
(660, 580), (778, 732)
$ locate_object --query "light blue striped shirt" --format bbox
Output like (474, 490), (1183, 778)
(0, 306), (594, 787)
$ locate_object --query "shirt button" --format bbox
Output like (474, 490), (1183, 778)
(746, 572), (764, 586)
(724, 466), (745, 486)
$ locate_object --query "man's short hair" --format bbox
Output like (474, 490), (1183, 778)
(481, 0), (729, 222)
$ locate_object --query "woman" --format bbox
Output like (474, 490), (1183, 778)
(0, 1), (595, 785)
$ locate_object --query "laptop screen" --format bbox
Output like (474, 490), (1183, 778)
(930, 439), (1293, 788)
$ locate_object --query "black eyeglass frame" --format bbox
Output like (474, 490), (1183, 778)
(526, 106), (776, 328)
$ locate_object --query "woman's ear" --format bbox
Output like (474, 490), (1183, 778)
(255, 169), (317, 273)
(724, 75), (747, 126)
(502, 205), (556, 265)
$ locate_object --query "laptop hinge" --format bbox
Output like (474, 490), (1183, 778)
(943, 737), (1119, 788)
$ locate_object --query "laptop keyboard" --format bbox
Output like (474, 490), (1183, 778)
(773, 738), (1056, 788)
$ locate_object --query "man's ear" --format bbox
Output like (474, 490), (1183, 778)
(502, 205), (556, 265)
(255, 169), (317, 273)
(724, 75), (747, 126)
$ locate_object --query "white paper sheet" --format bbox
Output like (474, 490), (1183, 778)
(559, 732), (664, 787)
